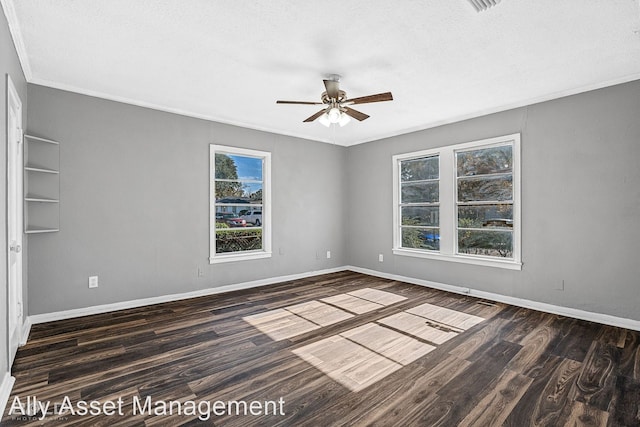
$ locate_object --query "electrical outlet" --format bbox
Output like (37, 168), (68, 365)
(378, 254), (384, 262)
(556, 279), (565, 291)
(197, 266), (204, 277)
(88, 276), (99, 288)
(326, 250), (331, 259)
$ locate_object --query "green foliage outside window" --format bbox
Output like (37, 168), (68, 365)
(216, 229), (262, 253)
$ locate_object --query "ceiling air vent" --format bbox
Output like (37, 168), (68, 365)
(468, 0), (501, 12)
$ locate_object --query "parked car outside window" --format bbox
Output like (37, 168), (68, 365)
(240, 210), (262, 226)
(216, 212), (247, 227)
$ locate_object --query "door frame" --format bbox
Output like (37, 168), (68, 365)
(6, 74), (24, 366)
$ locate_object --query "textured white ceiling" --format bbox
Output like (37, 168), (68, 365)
(3, 0), (640, 145)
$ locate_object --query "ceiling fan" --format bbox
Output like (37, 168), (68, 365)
(276, 75), (393, 127)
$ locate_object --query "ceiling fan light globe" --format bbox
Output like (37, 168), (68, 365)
(338, 113), (351, 127)
(318, 113), (331, 127)
(328, 107), (341, 123)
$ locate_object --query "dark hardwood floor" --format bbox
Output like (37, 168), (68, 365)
(3, 271), (639, 426)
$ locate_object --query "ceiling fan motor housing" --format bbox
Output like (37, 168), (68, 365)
(321, 90), (347, 104)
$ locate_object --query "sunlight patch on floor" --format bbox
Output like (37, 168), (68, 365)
(243, 288), (406, 341)
(243, 287), (486, 393)
(378, 312), (459, 345)
(243, 308), (321, 341)
(407, 303), (485, 330)
(293, 323), (434, 392)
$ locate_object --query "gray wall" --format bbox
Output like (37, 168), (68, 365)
(347, 80), (640, 320)
(26, 85), (347, 314)
(25, 77), (640, 322)
(1, 6), (28, 380)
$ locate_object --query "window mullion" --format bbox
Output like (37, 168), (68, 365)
(439, 149), (455, 255)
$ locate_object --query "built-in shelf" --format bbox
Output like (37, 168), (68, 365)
(24, 134), (60, 234)
(25, 165), (59, 174)
(23, 134), (59, 145)
(25, 194), (59, 203)
(25, 226), (60, 234)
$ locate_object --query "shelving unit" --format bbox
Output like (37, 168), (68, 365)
(24, 134), (60, 233)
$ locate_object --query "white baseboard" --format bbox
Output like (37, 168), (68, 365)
(26, 264), (640, 332)
(347, 265), (640, 332)
(28, 267), (348, 325)
(0, 373), (15, 419)
(20, 317), (31, 346)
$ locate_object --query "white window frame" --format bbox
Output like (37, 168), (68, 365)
(393, 133), (521, 270)
(210, 144), (272, 263)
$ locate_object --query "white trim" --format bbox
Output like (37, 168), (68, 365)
(28, 267), (347, 324)
(393, 133), (521, 270)
(20, 317), (31, 346)
(0, 373), (16, 419)
(28, 77), (340, 145)
(0, 0), (32, 80)
(344, 72), (640, 146)
(23, 265), (640, 336)
(392, 248), (522, 270)
(346, 266), (640, 332)
(17, 70), (640, 148)
(6, 74), (24, 367)
(14, 263), (640, 414)
(209, 251), (272, 264)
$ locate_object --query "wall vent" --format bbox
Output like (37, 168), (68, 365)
(468, 0), (502, 12)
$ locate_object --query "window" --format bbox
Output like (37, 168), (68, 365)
(210, 145), (271, 263)
(393, 134), (521, 270)
(399, 155), (440, 251)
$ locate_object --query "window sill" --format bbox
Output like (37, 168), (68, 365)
(209, 251), (272, 264)
(392, 248), (522, 270)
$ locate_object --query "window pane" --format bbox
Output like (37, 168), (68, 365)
(457, 174), (512, 202)
(401, 182), (439, 203)
(215, 182), (263, 202)
(215, 153), (263, 180)
(214, 210), (250, 228)
(401, 156), (439, 182)
(458, 229), (512, 258)
(216, 228), (262, 253)
(457, 145), (512, 177)
(401, 227), (440, 251)
(458, 205), (513, 228)
(401, 206), (439, 227)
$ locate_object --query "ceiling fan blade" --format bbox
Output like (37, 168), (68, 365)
(277, 100), (324, 105)
(323, 79), (340, 100)
(343, 107), (370, 121)
(303, 109), (327, 123)
(344, 92), (393, 105)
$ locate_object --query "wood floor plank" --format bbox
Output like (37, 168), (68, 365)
(504, 356), (583, 426)
(320, 293), (384, 314)
(338, 354), (471, 427)
(340, 322), (435, 366)
(563, 400), (610, 426)
(547, 317), (601, 362)
(607, 375), (640, 427)
(618, 330), (640, 381)
(448, 314), (513, 360)
(507, 319), (557, 377)
(378, 312), (459, 344)
(458, 368), (533, 427)
(4, 271), (639, 426)
(571, 340), (620, 411)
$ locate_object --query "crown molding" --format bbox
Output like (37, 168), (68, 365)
(0, 0), (32, 80)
